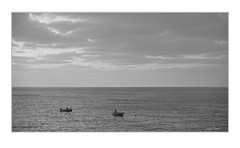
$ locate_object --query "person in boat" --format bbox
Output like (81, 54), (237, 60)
(114, 109), (117, 113)
(66, 107), (68, 110)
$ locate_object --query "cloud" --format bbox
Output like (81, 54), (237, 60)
(145, 53), (227, 60)
(182, 53), (227, 60)
(12, 39), (25, 47)
(65, 57), (118, 70)
(145, 55), (177, 60)
(36, 43), (58, 47)
(20, 63), (67, 69)
(128, 63), (217, 70)
(87, 38), (95, 43)
(83, 54), (100, 57)
(12, 38), (226, 70)
(29, 13), (86, 24)
(214, 40), (228, 45)
(12, 40), (85, 59)
(66, 57), (217, 71)
(13, 47), (85, 59)
(46, 27), (76, 36)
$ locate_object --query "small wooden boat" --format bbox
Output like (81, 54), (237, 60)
(112, 112), (124, 117)
(60, 108), (72, 112)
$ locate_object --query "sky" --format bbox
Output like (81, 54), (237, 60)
(12, 13), (228, 87)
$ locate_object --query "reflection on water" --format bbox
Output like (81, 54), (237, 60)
(12, 87), (228, 132)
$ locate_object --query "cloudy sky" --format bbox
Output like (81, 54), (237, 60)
(12, 13), (228, 87)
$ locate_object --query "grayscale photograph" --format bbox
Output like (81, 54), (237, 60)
(12, 13), (228, 132)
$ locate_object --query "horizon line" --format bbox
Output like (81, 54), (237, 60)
(12, 86), (228, 88)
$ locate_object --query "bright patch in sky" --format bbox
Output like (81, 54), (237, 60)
(29, 13), (87, 24)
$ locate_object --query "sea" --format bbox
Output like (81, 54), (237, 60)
(12, 87), (228, 132)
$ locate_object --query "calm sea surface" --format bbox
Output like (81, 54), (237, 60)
(12, 87), (228, 132)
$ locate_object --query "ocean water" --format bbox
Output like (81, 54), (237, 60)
(12, 87), (228, 132)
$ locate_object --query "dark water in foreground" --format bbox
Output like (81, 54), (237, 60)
(12, 87), (228, 132)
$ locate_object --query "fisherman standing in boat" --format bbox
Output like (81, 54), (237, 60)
(114, 109), (117, 113)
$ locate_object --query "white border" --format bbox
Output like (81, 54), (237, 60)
(1, 0), (240, 148)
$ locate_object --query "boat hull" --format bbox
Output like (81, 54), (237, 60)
(60, 109), (72, 112)
(113, 112), (124, 116)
